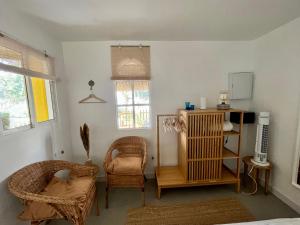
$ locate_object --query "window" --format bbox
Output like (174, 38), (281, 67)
(111, 46), (151, 129)
(0, 46), (23, 67)
(115, 80), (150, 129)
(0, 34), (56, 133)
(0, 71), (30, 130)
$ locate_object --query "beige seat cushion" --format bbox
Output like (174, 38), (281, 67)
(19, 176), (94, 221)
(19, 201), (59, 221)
(45, 176), (93, 200)
(107, 156), (143, 175)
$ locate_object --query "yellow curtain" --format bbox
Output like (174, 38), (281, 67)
(31, 77), (49, 122)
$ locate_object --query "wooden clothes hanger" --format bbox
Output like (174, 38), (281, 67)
(79, 80), (107, 104)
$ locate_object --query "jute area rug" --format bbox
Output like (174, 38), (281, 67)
(126, 198), (255, 225)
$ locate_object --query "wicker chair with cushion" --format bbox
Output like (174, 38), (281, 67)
(104, 136), (147, 208)
(8, 160), (99, 225)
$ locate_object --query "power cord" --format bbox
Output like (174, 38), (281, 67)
(242, 165), (258, 195)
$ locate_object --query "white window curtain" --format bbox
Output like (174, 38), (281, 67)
(111, 46), (150, 80)
(0, 34), (55, 80)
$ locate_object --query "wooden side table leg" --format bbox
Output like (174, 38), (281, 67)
(265, 169), (270, 195)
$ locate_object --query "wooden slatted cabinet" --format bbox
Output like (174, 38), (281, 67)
(156, 108), (244, 199)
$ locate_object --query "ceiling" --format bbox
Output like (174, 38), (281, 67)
(7, 0), (300, 41)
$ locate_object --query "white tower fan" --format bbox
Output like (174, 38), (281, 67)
(251, 112), (270, 166)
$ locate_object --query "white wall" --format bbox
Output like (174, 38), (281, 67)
(0, 1), (72, 224)
(2, 0), (300, 222)
(250, 17), (300, 213)
(63, 30), (300, 213)
(62, 41), (254, 177)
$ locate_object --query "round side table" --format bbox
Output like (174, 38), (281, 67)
(242, 156), (272, 195)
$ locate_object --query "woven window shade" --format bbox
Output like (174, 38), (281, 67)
(0, 46), (23, 67)
(27, 53), (51, 75)
(0, 34), (55, 80)
(111, 46), (150, 80)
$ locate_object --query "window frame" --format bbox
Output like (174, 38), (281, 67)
(0, 72), (57, 136)
(114, 80), (151, 130)
(0, 35), (57, 136)
(0, 72), (32, 135)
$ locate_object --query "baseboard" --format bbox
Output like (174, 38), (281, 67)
(258, 178), (300, 214)
(271, 186), (300, 214)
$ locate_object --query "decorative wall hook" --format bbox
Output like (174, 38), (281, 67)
(78, 80), (106, 104)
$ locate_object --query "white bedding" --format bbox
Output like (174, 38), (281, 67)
(223, 218), (300, 225)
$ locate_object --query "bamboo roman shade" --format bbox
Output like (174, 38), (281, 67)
(111, 46), (150, 80)
(115, 80), (149, 92)
(0, 34), (55, 80)
(0, 46), (23, 67)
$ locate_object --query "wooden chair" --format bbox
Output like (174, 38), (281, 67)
(8, 160), (99, 225)
(103, 136), (147, 208)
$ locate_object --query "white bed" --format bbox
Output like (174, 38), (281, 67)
(224, 218), (300, 225)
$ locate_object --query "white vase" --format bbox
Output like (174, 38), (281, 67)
(200, 97), (207, 109)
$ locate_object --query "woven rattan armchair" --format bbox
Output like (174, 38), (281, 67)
(8, 160), (99, 225)
(104, 136), (147, 208)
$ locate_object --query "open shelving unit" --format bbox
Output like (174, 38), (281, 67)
(156, 108), (244, 199)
